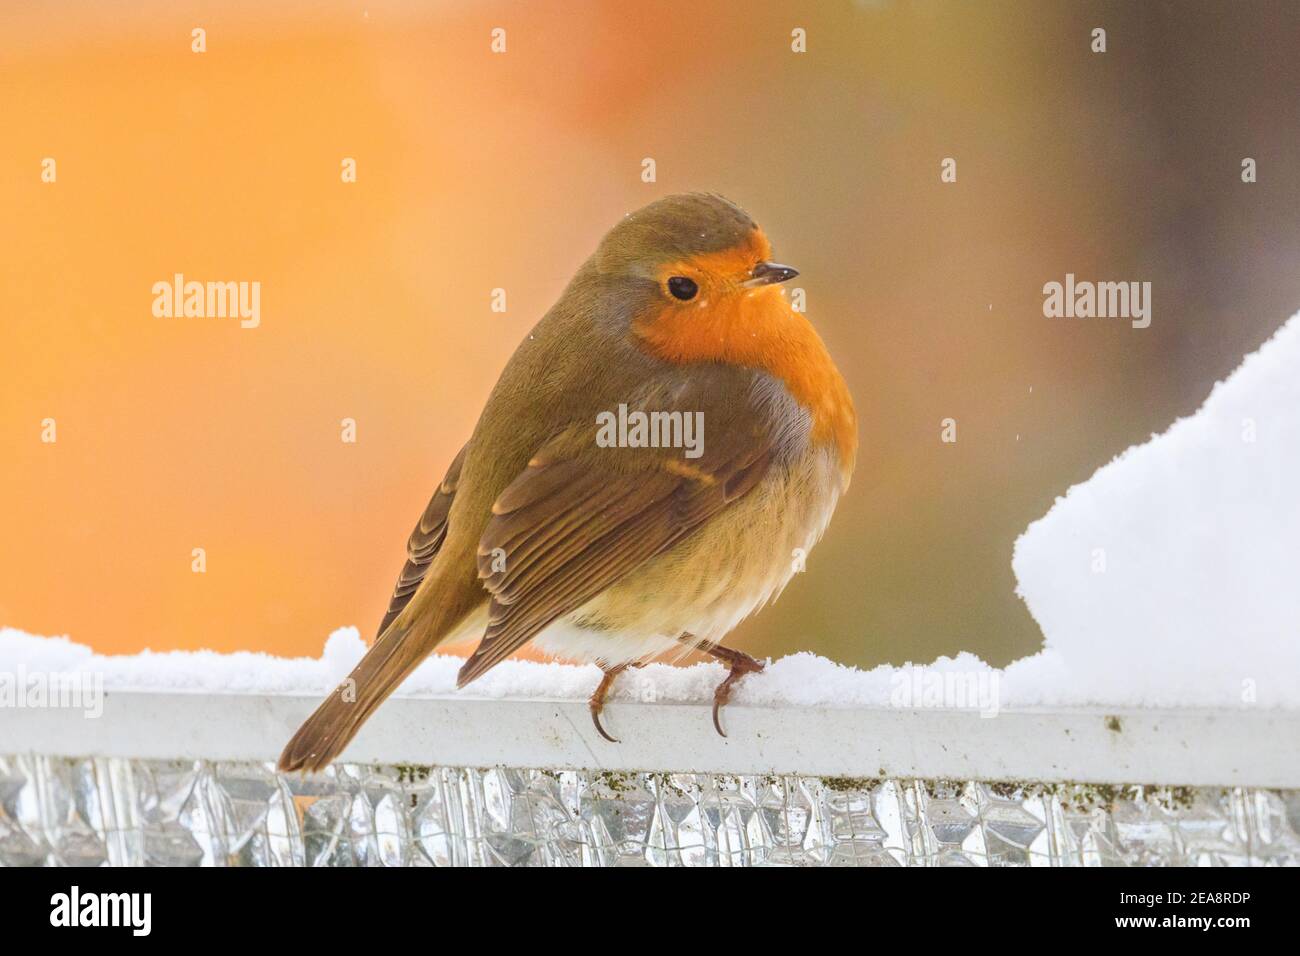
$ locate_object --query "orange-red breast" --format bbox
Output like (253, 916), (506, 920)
(279, 194), (857, 772)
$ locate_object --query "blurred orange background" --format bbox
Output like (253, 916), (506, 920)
(3, 1), (1299, 668)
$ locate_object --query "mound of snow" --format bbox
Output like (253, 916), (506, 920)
(1012, 309), (1300, 706)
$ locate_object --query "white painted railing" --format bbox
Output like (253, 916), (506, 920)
(2, 691), (1298, 866)
(7, 690), (1300, 787)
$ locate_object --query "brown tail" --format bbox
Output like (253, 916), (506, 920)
(277, 619), (421, 772)
(279, 587), (474, 772)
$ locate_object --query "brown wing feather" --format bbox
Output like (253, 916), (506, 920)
(456, 434), (772, 686)
(375, 443), (468, 640)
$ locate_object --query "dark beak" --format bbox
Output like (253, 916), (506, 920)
(742, 261), (800, 288)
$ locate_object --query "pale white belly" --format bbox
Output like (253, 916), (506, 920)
(529, 442), (845, 666)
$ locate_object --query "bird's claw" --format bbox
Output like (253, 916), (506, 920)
(590, 702), (620, 743)
(588, 660), (645, 744)
(710, 652), (765, 738)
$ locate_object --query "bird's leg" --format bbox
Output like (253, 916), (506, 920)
(676, 634), (765, 738)
(588, 661), (640, 743)
(705, 646), (765, 737)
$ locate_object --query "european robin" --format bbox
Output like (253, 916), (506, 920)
(279, 193), (857, 772)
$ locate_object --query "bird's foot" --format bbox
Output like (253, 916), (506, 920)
(706, 646), (765, 738)
(588, 661), (643, 743)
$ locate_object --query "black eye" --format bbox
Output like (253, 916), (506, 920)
(667, 276), (698, 301)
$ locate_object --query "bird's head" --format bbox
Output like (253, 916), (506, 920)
(589, 193), (807, 369)
(592, 193), (799, 332)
